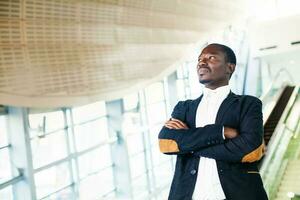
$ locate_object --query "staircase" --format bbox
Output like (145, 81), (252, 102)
(274, 160), (300, 200)
(263, 86), (295, 146)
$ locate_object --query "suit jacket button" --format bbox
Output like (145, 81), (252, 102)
(190, 151), (194, 154)
(190, 169), (197, 175)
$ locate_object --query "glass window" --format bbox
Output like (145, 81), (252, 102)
(0, 148), (12, 184)
(29, 110), (65, 138)
(123, 93), (139, 111)
(0, 115), (12, 184)
(151, 143), (170, 168)
(0, 115), (8, 147)
(77, 145), (112, 179)
(72, 102), (106, 124)
(0, 185), (13, 200)
(129, 152), (146, 179)
(34, 162), (71, 199)
(145, 82), (165, 104)
(41, 186), (74, 200)
(122, 112), (143, 136)
(79, 167), (115, 200)
(74, 117), (109, 152)
(126, 132), (144, 156)
(153, 162), (173, 188)
(132, 174), (149, 199)
(146, 102), (167, 126)
(176, 79), (186, 100)
(187, 61), (202, 98)
(31, 130), (68, 169)
(149, 124), (163, 146)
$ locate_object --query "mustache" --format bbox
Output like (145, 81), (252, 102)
(197, 66), (211, 72)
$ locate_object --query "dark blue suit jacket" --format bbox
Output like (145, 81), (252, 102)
(158, 92), (268, 200)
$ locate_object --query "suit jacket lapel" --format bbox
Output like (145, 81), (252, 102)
(188, 91), (237, 128)
(215, 91), (238, 124)
(188, 95), (203, 128)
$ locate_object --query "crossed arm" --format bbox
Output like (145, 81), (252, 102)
(158, 98), (265, 163)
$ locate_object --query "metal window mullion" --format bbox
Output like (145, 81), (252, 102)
(30, 126), (66, 139)
(34, 155), (72, 173)
(106, 99), (133, 199)
(79, 163), (114, 182)
(39, 182), (74, 200)
(7, 107), (37, 199)
(71, 114), (107, 127)
(75, 138), (117, 157)
(138, 90), (156, 195)
(100, 187), (117, 199)
(62, 108), (76, 198)
(29, 113), (106, 139)
(183, 65), (191, 99)
(65, 108), (80, 199)
(0, 144), (11, 150)
(34, 138), (117, 173)
(0, 175), (23, 190)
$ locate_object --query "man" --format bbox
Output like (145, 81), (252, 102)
(158, 43), (268, 200)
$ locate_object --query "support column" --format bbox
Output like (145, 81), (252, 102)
(166, 72), (178, 113)
(106, 99), (132, 199)
(7, 107), (36, 200)
(165, 72), (178, 168)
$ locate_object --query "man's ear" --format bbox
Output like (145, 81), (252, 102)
(227, 63), (235, 75)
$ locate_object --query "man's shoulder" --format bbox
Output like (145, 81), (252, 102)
(177, 98), (195, 104)
(176, 97), (200, 107)
(236, 94), (262, 105)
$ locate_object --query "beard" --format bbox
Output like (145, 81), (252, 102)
(199, 79), (211, 84)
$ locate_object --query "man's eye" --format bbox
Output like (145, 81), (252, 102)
(209, 56), (216, 59)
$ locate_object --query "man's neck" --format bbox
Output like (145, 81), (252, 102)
(205, 83), (229, 90)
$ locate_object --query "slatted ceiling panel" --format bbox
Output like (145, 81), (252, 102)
(0, 0), (20, 18)
(79, 3), (118, 23)
(0, 0), (248, 107)
(0, 20), (22, 45)
(120, 45), (186, 64)
(26, 21), (79, 44)
(81, 25), (116, 44)
(25, 0), (77, 21)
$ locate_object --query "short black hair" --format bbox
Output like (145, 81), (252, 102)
(207, 43), (236, 65)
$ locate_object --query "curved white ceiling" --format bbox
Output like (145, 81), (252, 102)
(0, 0), (249, 107)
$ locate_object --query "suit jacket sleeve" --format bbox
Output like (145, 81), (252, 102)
(158, 101), (225, 155)
(194, 97), (264, 163)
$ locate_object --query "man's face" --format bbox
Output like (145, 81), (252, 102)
(197, 45), (234, 89)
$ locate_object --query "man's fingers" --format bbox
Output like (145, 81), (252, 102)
(165, 121), (188, 129)
(165, 121), (182, 129)
(165, 121), (181, 129)
(171, 118), (188, 129)
(165, 124), (174, 129)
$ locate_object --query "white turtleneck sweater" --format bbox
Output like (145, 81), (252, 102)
(192, 85), (230, 200)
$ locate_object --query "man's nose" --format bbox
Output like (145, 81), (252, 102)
(198, 59), (207, 68)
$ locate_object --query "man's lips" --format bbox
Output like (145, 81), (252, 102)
(198, 67), (210, 75)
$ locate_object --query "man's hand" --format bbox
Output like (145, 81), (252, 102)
(164, 118), (189, 129)
(224, 127), (238, 139)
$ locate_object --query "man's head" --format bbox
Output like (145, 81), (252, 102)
(197, 43), (236, 89)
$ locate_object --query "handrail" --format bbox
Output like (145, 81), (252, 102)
(261, 85), (286, 126)
(287, 192), (300, 200)
(259, 67), (294, 103)
(260, 86), (299, 197)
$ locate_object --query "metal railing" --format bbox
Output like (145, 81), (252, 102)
(260, 86), (299, 198)
(287, 192), (300, 200)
